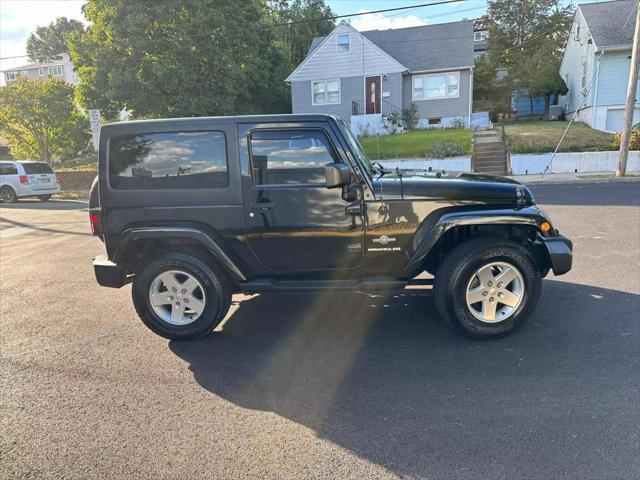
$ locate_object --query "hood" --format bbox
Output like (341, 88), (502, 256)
(372, 169), (534, 205)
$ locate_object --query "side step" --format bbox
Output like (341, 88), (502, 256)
(238, 277), (433, 293)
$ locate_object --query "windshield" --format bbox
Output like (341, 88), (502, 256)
(337, 119), (373, 171)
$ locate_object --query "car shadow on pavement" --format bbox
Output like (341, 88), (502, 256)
(0, 216), (92, 236)
(169, 280), (640, 479)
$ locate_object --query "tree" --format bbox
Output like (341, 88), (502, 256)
(26, 17), (85, 62)
(486, 0), (574, 114)
(0, 78), (90, 164)
(529, 62), (568, 118)
(67, 0), (334, 118)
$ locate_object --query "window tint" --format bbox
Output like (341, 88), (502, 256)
(109, 131), (228, 190)
(22, 163), (53, 174)
(0, 163), (18, 175)
(250, 130), (336, 186)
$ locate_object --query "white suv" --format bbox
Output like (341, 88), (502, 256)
(0, 161), (61, 203)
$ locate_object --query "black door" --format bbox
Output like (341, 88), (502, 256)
(242, 128), (364, 271)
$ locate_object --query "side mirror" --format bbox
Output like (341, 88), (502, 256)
(325, 163), (351, 188)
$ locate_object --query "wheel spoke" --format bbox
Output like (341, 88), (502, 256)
(467, 286), (486, 304)
(170, 303), (185, 324)
(496, 266), (518, 287)
(187, 297), (205, 315)
(482, 300), (497, 322)
(150, 292), (172, 306)
(159, 272), (180, 291)
(476, 265), (495, 288)
(181, 276), (200, 295)
(500, 290), (520, 308)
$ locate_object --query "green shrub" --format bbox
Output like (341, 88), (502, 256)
(425, 142), (465, 158)
(403, 103), (419, 130)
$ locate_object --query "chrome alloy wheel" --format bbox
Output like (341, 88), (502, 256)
(465, 261), (525, 323)
(148, 270), (206, 326)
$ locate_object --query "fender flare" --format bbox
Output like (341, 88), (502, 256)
(113, 227), (246, 281)
(401, 207), (546, 278)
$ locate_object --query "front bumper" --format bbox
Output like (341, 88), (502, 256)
(93, 254), (127, 288)
(538, 234), (573, 275)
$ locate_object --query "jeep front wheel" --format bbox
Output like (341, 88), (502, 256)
(132, 252), (231, 340)
(434, 238), (541, 339)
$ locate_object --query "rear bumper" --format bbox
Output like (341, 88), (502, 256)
(538, 234), (573, 276)
(93, 254), (127, 288)
(17, 184), (61, 196)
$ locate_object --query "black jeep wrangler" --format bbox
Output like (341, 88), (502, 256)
(91, 114), (572, 340)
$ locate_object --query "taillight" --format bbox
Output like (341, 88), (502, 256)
(19, 175), (29, 185)
(89, 209), (102, 235)
(55, 174), (60, 184)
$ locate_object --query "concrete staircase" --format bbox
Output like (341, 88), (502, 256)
(473, 130), (508, 175)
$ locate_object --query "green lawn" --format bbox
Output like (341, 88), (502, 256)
(503, 121), (616, 154)
(359, 128), (473, 160)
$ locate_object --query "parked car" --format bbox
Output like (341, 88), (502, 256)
(90, 114), (572, 340)
(0, 161), (61, 203)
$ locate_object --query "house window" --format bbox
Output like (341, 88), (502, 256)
(38, 68), (44, 76)
(428, 118), (442, 125)
(337, 33), (350, 53)
(412, 72), (460, 100)
(575, 23), (580, 41)
(48, 65), (63, 77)
(474, 31), (487, 41)
(312, 79), (340, 105)
(20, 70), (29, 77)
(581, 61), (587, 89)
(5, 72), (17, 82)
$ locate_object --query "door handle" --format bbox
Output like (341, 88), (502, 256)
(250, 201), (276, 211)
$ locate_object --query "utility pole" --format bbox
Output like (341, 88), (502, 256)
(617, 1), (640, 177)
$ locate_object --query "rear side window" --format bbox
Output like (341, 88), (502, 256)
(249, 130), (336, 186)
(108, 131), (228, 190)
(22, 163), (53, 174)
(0, 163), (18, 175)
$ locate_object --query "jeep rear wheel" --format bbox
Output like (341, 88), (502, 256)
(132, 252), (231, 340)
(434, 237), (541, 339)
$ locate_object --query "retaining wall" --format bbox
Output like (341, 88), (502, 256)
(510, 151), (640, 175)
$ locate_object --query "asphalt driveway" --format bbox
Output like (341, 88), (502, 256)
(1, 182), (639, 479)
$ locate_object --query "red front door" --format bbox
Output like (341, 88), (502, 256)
(365, 76), (381, 114)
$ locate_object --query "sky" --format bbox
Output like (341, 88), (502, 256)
(0, 0), (610, 75)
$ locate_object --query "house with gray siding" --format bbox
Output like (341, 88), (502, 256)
(286, 20), (474, 131)
(3, 53), (79, 86)
(559, 0), (638, 132)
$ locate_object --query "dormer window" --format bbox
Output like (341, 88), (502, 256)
(337, 33), (350, 53)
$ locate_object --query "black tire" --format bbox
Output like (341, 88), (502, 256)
(39, 194), (52, 202)
(434, 237), (541, 339)
(132, 252), (232, 340)
(0, 186), (18, 203)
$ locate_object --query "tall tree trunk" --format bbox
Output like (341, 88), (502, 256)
(544, 95), (551, 120)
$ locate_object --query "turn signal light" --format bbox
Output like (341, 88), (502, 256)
(540, 221), (552, 234)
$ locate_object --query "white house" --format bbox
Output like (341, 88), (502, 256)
(3, 53), (79, 86)
(560, 0), (639, 132)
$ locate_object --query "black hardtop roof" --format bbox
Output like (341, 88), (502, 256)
(100, 113), (343, 132)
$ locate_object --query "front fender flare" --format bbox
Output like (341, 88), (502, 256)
(401, 207), (547, 278)
(113, 227), (246, 281)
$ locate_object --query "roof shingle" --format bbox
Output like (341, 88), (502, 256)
(580, 0), (637, 49)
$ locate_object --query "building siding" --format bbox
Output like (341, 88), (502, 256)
(291, 72), (404, 120)
(287, 23), (406, 82)
(595, 50), (637, 106)
(402, 69), (471, 120)
(560, 8), (597, 114)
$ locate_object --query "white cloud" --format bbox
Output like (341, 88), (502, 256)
(349, 10), (427, 32)
(0, 0), (87, 72)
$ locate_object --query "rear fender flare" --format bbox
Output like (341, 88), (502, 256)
(113, 227), (246, 281)
(402, 208), (544, 278)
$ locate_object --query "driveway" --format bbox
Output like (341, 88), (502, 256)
(1, 183), (639, 479)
